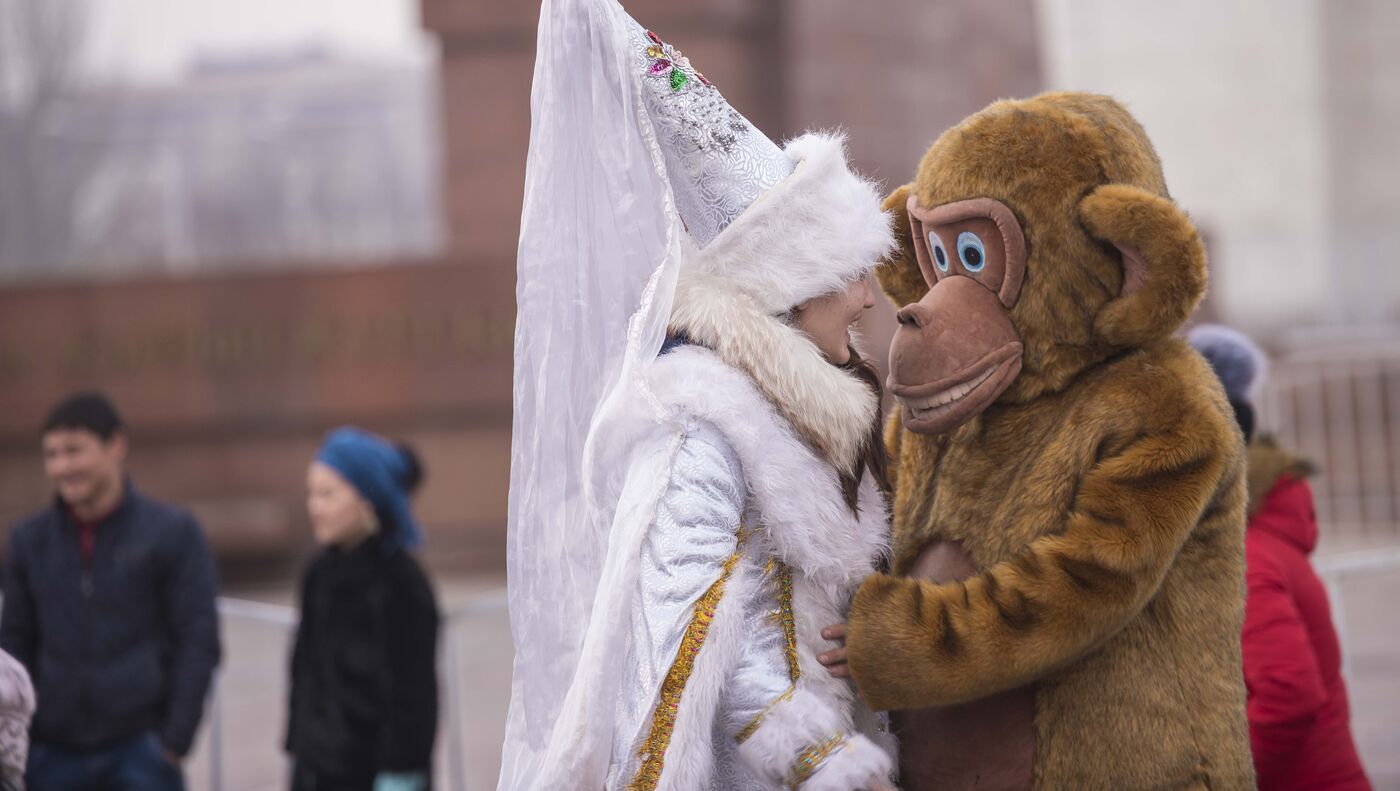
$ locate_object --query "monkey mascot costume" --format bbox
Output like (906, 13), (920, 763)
(840, 93), (1256, 789)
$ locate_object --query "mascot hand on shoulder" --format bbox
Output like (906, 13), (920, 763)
(845, 92), (1255, 790)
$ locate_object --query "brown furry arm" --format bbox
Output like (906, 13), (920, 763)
(846, 421), (1234, 710)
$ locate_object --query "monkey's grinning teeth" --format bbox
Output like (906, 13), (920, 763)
(907, 365), (997, 416)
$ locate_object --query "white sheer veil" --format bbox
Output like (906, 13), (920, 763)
(497, 0), (683, 787)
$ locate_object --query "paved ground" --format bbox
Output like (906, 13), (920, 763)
(186, 535), (1400, 791)
(184, 574), (512, 791)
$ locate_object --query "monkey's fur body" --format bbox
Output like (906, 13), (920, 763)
(846, 93), (1256, 789)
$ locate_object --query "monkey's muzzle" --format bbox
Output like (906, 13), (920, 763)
(889, 275), (1023, 435)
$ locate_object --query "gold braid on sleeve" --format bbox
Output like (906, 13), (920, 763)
(785, 734), (848, 789)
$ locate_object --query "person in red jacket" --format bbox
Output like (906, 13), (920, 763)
(1190, 325), (1372, 791)
(1244, 437), (1371, 790)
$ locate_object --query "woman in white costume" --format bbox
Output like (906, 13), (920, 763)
(500, 1), (897, 789)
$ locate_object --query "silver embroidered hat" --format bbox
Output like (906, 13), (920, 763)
(621, 14), (792, 246)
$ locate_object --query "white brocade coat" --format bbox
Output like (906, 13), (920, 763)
(604, 345), (895, 791)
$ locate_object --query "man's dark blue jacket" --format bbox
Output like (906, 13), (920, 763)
(0, 482), (221, 756)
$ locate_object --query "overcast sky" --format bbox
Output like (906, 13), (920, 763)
(82, 0), (429, 82)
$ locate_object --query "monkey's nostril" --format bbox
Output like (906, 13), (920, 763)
(896, 305), (929, 328)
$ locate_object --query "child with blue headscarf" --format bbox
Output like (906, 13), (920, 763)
(285, 428), (440, 791)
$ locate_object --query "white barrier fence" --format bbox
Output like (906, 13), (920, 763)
(1313, 546), (1400, 678)
(202, 542), (1400, 791)
(0, 544), (1391, 791)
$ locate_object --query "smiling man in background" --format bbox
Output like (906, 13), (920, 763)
(0, 391), (221, 791)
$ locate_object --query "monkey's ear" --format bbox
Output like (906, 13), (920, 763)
(1079, 184), (1206, 348)
(874, 183), (928, 308)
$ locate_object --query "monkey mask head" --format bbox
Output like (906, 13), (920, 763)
(880, 92), (1207, 434)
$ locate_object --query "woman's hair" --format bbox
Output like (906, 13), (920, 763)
(838, 347), (890, 513)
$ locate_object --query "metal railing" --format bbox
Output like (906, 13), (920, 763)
(207, 589), (509, 791)
(1257, 341), (1400, 537)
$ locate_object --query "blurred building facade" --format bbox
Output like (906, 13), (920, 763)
(0, 30), (500, 571)
(2, 0), (1396, 574)
(2, 4), (1396, 788)
(1039, 0), (1400, 336)
(1, 0), (1043, 574)
(1, 51), (440, 279)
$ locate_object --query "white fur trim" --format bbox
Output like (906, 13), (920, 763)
(801, 733), (895, 791)
(784, 528), (899, 775)
(737, 688), (844, 782)
(692, 131), (895, 314)
(736, 688), (893, 791)
(792, 561), (860, 709)
(852, 701), (899, 770)
(649, 346), (888, 589)
(668, 271), (877, 475)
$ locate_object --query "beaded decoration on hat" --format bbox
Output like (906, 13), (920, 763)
(623, 13), (792, 246)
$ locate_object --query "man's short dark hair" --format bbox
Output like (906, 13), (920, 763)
(42, 391), (126, 441)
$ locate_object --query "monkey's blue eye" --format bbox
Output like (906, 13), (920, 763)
(929, 232), (950, 273)
(957, 231), (986, 273)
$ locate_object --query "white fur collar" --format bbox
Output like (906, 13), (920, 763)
(648, 346), (888, 586)
(668, 268), (877, 476)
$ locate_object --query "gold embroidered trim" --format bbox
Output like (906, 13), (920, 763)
(777, 562), (800, 683)
(735, 560), (802, 745)
(735, 686), (794, 744)
(786, 734), (847, 789)
(628, 539), (745, 791)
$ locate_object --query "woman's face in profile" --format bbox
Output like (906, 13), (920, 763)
(793, 277), (877, 364)
(306, 462), (374, 547)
